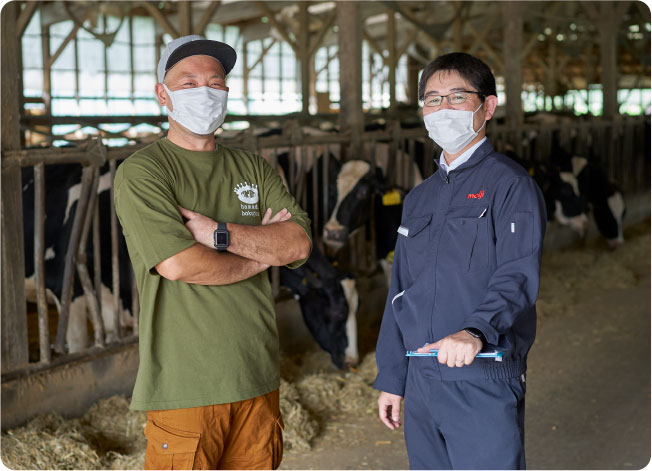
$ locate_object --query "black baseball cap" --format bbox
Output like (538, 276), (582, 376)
(157, 34), (237, 83)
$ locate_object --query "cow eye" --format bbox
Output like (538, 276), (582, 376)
(356, 187), (369, 199)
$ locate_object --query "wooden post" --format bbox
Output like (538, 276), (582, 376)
(40, 22), (51, 115)
(387, 9), (396, 112)
(1, 1), (29, 372)
(407, 55), (419, 105)
(33, 164), (51, 363)
(599, 22), (619, 119)
(582, 2), (630, 119)
(502, 2), (524, 153)
(298, 2), (310, 114)
(179, 1), (192, 37)
(337, 1), (363, 160)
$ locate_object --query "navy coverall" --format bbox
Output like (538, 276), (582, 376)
(374, 140), (546, 470)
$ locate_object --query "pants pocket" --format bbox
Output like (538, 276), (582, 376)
(272, 413), (285, 470)
(144, 419), (201, 470)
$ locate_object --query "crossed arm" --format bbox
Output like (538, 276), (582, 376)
(155, 207), (311, 285)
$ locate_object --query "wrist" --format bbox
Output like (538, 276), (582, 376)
(464, 328), (485, 346)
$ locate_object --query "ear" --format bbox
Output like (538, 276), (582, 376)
(483, 95), (498, 121)
(155, 83), (168, 108)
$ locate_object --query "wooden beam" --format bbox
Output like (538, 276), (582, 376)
(179, 1), (192, 36)
(245, 38), (276, 73)
(387, 8), (396, 111)
(141, 1), (179, 39)
(337, 1), (363, 159)
(468, 12), (498, 56)
(40, 23), (51, 114)
(1, 1), (29, 373)
(502, 2), (524, 148)
(255, 1), (297, 53)
(17, 1), (40, 38)
(467, 21), (504, 71)
(298, 2), (310, 113)
(315, 47), (338, 77)
(308, 10), (336, 58)
(362, 28), (386, 63)
(395, 28), (418, 66)
(194, 1), (221, 36)
(47, 23), (81, 68)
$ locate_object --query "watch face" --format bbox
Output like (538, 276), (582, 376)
(215, 232), (228, 246)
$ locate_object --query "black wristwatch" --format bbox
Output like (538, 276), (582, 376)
(464, 328), (485, 343)
(213, 222), (229, 252)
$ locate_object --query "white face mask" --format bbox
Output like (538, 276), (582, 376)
(423, 102), (486, 154)
(163, 84), (228, 135)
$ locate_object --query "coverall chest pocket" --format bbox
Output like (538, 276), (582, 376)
(399, 214), (433, 278)
(439, 214), (489, 272)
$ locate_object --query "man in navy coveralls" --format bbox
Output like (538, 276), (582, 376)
(373, 52), (546, 470)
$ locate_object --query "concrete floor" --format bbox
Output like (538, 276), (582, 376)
(280, 221), (651, 470)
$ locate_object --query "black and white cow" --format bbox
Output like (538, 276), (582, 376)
(270, 152), (361, 368)
(22, 162), (134, 353)
(565, 156), (626, 247)
(504, 150), (589, 236)
(279, 247), (358, 369)
(321, 159), (411, 287)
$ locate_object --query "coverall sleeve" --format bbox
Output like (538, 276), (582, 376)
(462, 175), (547, 346)
(373, 230), (411, 397)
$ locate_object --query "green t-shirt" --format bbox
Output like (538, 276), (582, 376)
(114, 138), (311, 411)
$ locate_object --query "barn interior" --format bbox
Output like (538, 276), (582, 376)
(1, 1), (650, 469)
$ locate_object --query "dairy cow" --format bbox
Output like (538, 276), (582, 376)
(504, 150), (589, 236)
(269, 151), (361, 367)
(279, 247), (357, 369)
(566, 156), (626, 247)
(22, 162), (134, 353)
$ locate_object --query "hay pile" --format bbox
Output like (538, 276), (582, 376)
(279, 350), (378, 452)
(2, 414), (102, 470)
(1, 397), (146, 470)
(1, 352), (379, 468)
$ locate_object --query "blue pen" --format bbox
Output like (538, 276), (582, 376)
(406, 349), (504, 362)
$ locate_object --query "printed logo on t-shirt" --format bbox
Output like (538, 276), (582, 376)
(234, 182), (260, 217)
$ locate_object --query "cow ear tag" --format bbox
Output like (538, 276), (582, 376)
(385, 250), (395, 264)
(528, 167), (535, 176)
(382, 189), (402, 206)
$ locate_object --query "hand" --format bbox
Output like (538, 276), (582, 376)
(417, 330), (482, 368)
(178, 206), (217, 248)
(261, 207), (292, 225)
(378, 391), (403, 430)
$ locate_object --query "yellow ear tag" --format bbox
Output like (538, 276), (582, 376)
(301, 278), (308, 286)
(382, 189), (402, 206)
(385, 250), (395, 264)
(528, 167), (535, 177)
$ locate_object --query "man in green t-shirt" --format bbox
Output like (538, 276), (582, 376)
(114, 35), (312, 470)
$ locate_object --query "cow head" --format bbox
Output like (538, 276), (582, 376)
(322, 160), (379, 249)
(555, 171), (588, 236)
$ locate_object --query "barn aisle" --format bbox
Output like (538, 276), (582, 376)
(525, 221), (651, 469)
(280, 220), (651, 470)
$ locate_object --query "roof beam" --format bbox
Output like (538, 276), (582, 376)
(194, 1), (221, 36)
(140, 1), (180, 39)
(255, 1), (298, 54)
(17, 1), (40, 38)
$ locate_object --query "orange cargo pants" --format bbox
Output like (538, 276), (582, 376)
(144, 389), (284, 470)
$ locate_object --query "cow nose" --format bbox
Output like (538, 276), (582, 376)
(323, 226), (348, 243)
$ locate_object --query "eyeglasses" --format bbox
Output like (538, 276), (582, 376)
(423, 91), (484, 108)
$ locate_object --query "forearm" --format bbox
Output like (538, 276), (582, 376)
(155, 243), (268, 285)
(227, 220), (311, 266)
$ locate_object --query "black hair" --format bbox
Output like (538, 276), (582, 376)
(418, 52), (497, 102)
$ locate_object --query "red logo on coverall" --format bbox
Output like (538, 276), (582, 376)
(467, 190), (485, 199)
